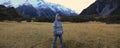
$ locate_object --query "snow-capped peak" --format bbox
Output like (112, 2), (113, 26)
(23, 0), (31, 6)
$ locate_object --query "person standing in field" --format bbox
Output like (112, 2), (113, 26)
(53, 14), (64, 48)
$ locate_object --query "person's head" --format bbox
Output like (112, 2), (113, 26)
(55, 14), (61, 20)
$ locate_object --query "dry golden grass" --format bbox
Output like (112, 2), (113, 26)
(0, 22), (120, 48)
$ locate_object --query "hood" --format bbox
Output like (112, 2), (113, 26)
(55, 14), (59, 21)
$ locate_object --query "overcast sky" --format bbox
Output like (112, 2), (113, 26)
(0, 0), (96, 13)
(45, 0), (96, 13)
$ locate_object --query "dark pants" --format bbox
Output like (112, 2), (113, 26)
(53, 34), (64, 48)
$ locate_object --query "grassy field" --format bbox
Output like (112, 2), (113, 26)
(0, 22), (120, 48)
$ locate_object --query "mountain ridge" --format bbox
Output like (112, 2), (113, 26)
(80, 0), (120, 16)
(16, 0), (77, 17)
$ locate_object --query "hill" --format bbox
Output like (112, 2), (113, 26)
(0, 5), (25, 22)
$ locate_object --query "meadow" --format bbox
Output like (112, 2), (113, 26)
(0, 22), (120, 48)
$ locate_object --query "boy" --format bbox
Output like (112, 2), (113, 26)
(53, 14), (64, 48)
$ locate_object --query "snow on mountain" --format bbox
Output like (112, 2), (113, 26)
(1, 0), (78, 17)
(1, 0), (13, 7)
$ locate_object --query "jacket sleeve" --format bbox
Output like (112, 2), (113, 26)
(61, 23), (64, 32)
(53, 22), (57, 33)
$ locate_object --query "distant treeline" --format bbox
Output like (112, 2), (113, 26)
(31, 15), (120, 24)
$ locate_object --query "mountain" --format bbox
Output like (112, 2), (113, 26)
(16, 0), (77, 18)
(16, 1), (38, 17)
(1, 0), (13, 7)
(80, 0), (120, 16)
(0, 5), (25, 21)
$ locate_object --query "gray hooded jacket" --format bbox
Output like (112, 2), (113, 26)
(53, 15), (63, 35)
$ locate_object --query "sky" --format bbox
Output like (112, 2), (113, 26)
(0, 0), (96, 13)
(45, 0), (96, 13)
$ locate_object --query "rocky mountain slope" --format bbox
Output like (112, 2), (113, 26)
(80, 0), (120, 16)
